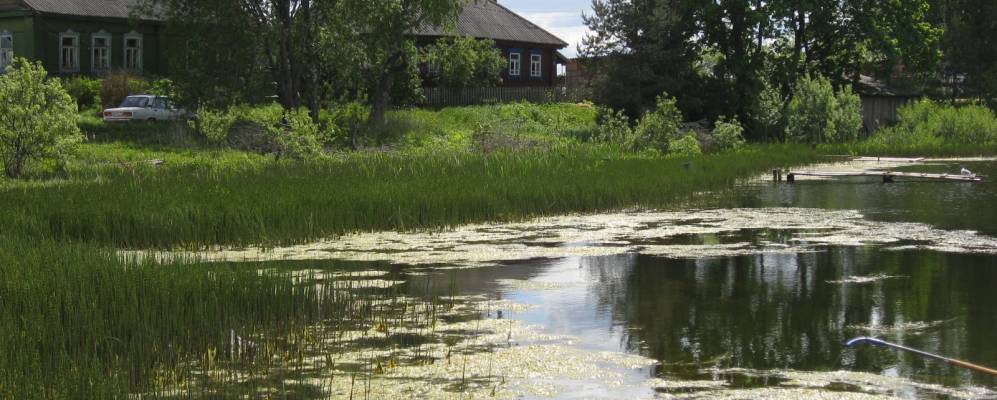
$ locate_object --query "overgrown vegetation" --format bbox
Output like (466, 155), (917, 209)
(0, 59), (82, 178)
(785, 75), (863, 144)
(853, 99), (997, 155)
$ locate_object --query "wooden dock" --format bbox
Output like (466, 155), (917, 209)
(782, 170), (983, 183)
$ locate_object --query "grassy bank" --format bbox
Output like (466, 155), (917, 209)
(2, 144), (819, 249)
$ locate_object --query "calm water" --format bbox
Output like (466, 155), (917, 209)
(209, 160), (997, 398)
(398, 160), (997, 398)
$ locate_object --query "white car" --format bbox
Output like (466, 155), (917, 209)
(103, 95), (188, 122)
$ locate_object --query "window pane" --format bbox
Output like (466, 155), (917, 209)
(95, 37), (107, 47)
(0, 36), (11, 48)
(127, 38), (139, 47)
(62, 37), (75, 46)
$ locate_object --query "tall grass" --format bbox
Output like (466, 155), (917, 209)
(0, 236), (446, 398)
(0, 144), (820, 249)
(852, 100), (997, 156)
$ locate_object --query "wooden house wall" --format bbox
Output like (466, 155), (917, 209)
(860, 95), (919, 135)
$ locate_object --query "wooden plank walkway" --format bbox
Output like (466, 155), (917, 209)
(785, 170), (983, 183)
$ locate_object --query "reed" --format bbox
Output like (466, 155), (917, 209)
(0, 236), (450, 398)
(0, 144), (820, 249)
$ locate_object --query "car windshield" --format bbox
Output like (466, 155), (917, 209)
(119, 97), (149, 108)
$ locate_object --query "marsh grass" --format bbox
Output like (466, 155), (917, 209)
(0, 144), (820, 249)
(0, 239), (463, 398)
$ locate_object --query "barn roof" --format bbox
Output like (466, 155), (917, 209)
(0, 0), (568, 48)
(853, 75), (921, 97)
(413, 1), (568, 47)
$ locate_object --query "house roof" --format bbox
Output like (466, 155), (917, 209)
(1, 0), (568, 48)
(853, 75), (921, 97)
(0, 0), (151, 20)
(414, 0), (568, 48)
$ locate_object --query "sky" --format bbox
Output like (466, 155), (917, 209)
(501, 0), (593, 58)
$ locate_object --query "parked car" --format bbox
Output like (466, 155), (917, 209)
(103, 95), (188, 122)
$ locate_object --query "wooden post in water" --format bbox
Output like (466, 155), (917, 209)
(786, 173), (795, 183)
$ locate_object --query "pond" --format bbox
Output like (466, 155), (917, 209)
(168, 159), (997, 398)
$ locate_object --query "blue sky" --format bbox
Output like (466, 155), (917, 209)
(502, 0), (593, 58)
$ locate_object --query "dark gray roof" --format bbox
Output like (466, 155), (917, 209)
(0, 0), (146, 19)
(3, 0), (568, 47)
(854, 75), (921, 97)
(414, 0), (568, 48)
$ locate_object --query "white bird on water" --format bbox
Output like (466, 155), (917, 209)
(961, 167), (975, 177)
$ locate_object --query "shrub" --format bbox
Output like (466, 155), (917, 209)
(711, 116), (746, 151)
(194, 108), (238, 143)
(61, 76), (102, 110)
(633, 93), (683, 151)
(321, 101), (370, 148)
(786, 75), (862, 144)
(194, 104), (324, 159)
(750, 84), (786, 140)
(100, 70), (147, 109)
(0, 59), (83, 178)
(595, 107), (633, 146)
(868, 100), (997, 146)
(668, 133), (702, 156)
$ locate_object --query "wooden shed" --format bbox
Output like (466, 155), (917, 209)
(853, 75), (922, 135)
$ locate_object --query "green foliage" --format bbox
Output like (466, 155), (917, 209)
(195, 108), (238, 143)
(595, 107), (634, 145)
(319, 101), (370, 148)
(867, 100), (997, 148)
(192, 104), (325, 159)
(668, 134), (702, 156)
(0, 143), (821, 247)
(422, 37), (505, 88)
(147, 77), (179, 100)
(580, 0), (944, 125)
(712, 116), (746, 151)
(368, 102), (599, 151)
(750, 84), (786, 141)
(633, 94), (684, 151)
(786, 75), (863, 144)
(100, 70), (148, 109)
(61, 76), (103, 110)
(0, 59), (82, 178)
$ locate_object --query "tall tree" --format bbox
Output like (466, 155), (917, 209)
(142, 0), (328, 120)
(330, 0), (466, 127)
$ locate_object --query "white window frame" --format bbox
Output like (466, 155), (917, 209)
(530, 53), (542, 78)
(0, 31), (12, 72)
(124, 31), (143, 71)
(508, 52), (521, 77)
(59, 30), (80, 73)
(91, 31), (112, 73)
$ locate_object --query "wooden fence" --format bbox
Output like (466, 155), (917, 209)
(423, 86), (588, 107)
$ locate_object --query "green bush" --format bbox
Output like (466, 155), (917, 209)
(868, 100), (997, 147)
(634, 93), (683, 151)
(0, 59), (82, 178)
(321, 101), (370, 148)
(786, 75), (862, 144)
(596, 107), (634, 146)
(194, 104), (324, 159)
(750, 84), (786, 140)
(61, 76), (102, 110)
(668, 133), (702, 156)
(712, 116), (746, 151)
(194, 108), (238, 143)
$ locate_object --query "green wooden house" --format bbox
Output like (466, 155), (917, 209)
(0, 0), (172, 75)
(0, 0), (567, 89)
